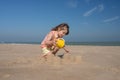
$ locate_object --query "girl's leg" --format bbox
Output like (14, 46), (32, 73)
(41, 47), (52, 59)
(52, 47), (59, 56)
(42, 51), (52, 60)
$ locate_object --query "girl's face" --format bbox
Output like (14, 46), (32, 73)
(58, 29), (67, 37)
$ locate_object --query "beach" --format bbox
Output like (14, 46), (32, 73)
(0, 44), (120, 80)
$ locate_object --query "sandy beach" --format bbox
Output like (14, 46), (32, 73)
(0, 44), (120, 80)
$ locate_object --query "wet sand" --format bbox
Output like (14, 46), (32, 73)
(0, 44), (120, 80)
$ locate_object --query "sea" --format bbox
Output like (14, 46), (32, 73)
(0, 41), (120, 46)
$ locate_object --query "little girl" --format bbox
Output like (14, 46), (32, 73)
(40, 23), (70, 58)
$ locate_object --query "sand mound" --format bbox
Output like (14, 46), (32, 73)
(9, 54), (82, 67)
(40, 54), (82, 65)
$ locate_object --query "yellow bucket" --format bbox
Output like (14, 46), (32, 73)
(56, 38), (65, 48)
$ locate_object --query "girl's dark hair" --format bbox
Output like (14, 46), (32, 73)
(51, 23), (69, 35)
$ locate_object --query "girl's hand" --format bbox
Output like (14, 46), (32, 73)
(52, 39), (57, 46)
(63, 47), (70, 54)
(65, 49), (69, 53)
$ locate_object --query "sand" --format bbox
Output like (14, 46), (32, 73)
(0, 44), (120, 80)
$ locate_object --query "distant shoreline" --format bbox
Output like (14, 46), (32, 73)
(0, 41), (120, 46)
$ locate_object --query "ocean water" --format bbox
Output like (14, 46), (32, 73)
(1, 42), (120, 46)
(66, 42), (120, 46)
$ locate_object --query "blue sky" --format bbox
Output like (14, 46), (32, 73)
(0, 0), (120, 42)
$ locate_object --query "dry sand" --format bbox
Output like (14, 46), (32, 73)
(0, 44), (120, 80)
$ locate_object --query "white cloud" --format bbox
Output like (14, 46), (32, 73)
(67, 0), (78, 8)
(83, 4), (104, 17)
(83, 7), (97, 17)
(84, 0), (92, 4)
(98, 4), (104, 12)
(103, 16), (119, 23)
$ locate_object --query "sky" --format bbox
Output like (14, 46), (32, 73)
(0, 0), (120, 42)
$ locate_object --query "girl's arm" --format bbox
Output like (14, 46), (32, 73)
(44, 31), (55, 45)
(63, 46), (70, 53)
